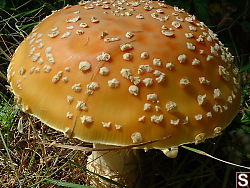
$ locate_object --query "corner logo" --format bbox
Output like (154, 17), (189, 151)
(236, 172), (250, 188)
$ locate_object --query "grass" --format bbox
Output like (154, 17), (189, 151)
(0, 0), (250, 187)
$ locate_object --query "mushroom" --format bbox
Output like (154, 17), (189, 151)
(7, 0), (241, 187)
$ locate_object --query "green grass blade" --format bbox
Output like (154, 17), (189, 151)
(181, 146), (205, 155)
(182, 145), (250, 170)
(241, 125), (250, 133)
(0, 7), (43, 23)
(45, 179), (95, 188)
(21, 22), (39, 30)
(0, 0), (6, 8)
(29, 152), (78, 187)
(10, 0), (33, 11)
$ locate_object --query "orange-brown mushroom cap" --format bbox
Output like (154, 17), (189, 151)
(7, 0), (241, 149)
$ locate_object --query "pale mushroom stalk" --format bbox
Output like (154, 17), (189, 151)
(87, 144), (139, 187)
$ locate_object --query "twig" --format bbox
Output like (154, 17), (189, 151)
(47, 136), (171, 152)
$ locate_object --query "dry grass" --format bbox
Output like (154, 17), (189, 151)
(0, 113), (90, 187)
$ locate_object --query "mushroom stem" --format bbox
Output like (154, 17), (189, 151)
(87, 144), (139, 187)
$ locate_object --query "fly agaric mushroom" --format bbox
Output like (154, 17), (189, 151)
(7, 0), (241, 187)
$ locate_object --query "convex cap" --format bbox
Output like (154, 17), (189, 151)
(8, 0), (241, 149)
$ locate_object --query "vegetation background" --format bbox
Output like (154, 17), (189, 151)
(0, 0), (249, 187)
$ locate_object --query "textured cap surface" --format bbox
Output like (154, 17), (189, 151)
(8, 0), (241, 149)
